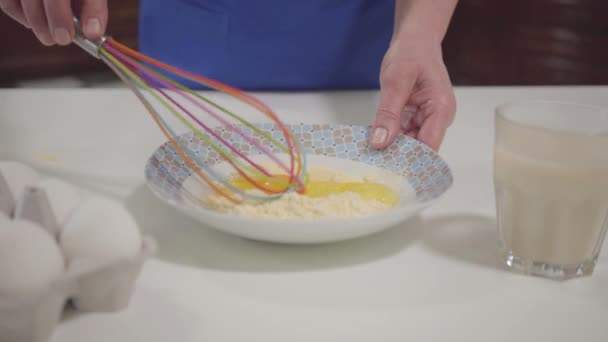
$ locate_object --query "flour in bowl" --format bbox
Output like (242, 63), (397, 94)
(207, 167), (398, 219)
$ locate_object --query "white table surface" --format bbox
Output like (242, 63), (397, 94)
(1, 86), (607, 341)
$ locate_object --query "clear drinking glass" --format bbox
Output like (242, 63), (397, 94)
(494, 101), (608, 280)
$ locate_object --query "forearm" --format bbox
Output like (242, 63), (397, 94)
(393, 0), (458, 43)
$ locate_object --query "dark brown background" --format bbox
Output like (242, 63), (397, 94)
(1, 0), (607, 87)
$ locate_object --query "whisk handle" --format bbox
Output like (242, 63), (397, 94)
(72, 17), (109, 59)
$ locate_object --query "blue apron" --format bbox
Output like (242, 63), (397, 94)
(139, 0), (394, 90)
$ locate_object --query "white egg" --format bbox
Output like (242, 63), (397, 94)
(35, 178), (83, 227)
(0, 161), (40, 206)
(0, 220), (65, 295)
(60, 196), (142, 263)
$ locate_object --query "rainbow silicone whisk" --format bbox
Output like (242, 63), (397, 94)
(72, 18), (306, 204)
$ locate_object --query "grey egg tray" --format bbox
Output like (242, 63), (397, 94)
(0, 173), (156, 342)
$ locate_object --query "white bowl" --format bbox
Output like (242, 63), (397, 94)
(145, 124), (453, 244)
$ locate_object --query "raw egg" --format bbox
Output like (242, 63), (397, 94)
(229, 169), (398, 205)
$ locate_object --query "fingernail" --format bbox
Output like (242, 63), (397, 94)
(54, 28), (72, 45)
(36, 32), (55, 46)
(371, 127), (388, 146)
(85, 18), (101, 36)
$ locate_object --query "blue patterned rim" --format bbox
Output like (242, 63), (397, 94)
(145, 123), (453, 204)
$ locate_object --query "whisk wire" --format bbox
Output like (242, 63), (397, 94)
(94, 38), (307, 203)
(105, 40), (305, 187)
(103, 42), (303, 188)
(102, 44), (297, 196)
(99, 51), (244, 203)
(100, 51), (296, 203)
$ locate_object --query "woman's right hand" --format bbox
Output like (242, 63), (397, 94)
(0, 0), (108, 46)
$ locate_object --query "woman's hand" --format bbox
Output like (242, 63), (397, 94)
(371, 36), (456, 151)
(370, 0), (458, 151)
(0, 0), (108, 46)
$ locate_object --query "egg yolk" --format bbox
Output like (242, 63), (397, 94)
(229, 173), (398, 205)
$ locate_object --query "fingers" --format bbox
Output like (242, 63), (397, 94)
(371, 70), (417, 149)
(78, 0), (108, 39)
(3, 0), (109, 46)
(400, 105), (417, 133)
(417, 111), (448, 151)
(3, 0), (74, 46)
(416, 92), (456, 151)
(43, 0), (74, 45)
(0, 0), (28, 27)
(20, 0), (53, 45)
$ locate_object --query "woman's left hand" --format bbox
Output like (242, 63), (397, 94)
(370, 33), (456, 152)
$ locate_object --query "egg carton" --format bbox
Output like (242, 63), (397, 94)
(0, 163), (157, 342)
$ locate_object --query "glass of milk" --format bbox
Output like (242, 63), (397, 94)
(494, 101), (608, 280)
